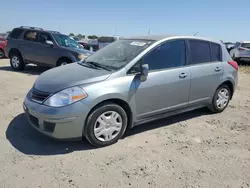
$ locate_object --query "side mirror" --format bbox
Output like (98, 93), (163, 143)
(46, 40), (53, 46)
(141, 64), (149, 76)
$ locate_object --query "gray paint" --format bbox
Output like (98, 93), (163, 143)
(24, 35), (238, 140)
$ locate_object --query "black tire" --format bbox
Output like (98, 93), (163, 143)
(10, 52), (25, 71)
(0, 49), (4, 59)
(85, 102), (128, 147)
(56, 58), (72, 66)
(208, 84), (231, 113)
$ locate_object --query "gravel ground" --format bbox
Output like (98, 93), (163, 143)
(0, 59), (249, 188)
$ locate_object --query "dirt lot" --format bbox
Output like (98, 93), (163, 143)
(0, 59), (249, 188)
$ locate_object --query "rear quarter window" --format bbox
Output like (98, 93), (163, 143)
(9, 29), (24, 39)
(210, 42), (222, 62)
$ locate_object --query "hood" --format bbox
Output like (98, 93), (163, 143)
(34, 63), (111, 93)
(62, 47), (95, 56)
(73, 48), (95, 55)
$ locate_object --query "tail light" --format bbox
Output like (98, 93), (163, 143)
(239, 47), (245, 51)
(228, 61), (238, 70)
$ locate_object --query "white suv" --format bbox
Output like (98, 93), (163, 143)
(230, 41), (250, 63)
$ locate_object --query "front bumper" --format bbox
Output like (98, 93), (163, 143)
(23, 97), (91, 140)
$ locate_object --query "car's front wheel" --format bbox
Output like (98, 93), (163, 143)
(10, 53), (25, 71)
(208, 84), (231, 113)
(85, 102), (128, 147)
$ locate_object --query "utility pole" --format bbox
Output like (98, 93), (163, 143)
(148, 29), (151, 36)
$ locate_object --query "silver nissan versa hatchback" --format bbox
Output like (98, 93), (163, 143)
(23, 35), (238, 147)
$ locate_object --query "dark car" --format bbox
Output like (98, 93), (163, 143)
(5, 26), (93, 71)
(78, 38), (99, 52)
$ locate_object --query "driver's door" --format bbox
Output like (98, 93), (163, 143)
(35, 32), (59, 67)
(134, 39), (191, 120)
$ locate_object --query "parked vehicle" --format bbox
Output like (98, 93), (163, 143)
(98, 36), (118, 49)
(230, 41), (250, 63)
(224, 42), (235, 53)
(78, 38), (99, 52)
(0, 33), (8, 58)
(23, 35), (238, 147)
(5, 26), (93, 70)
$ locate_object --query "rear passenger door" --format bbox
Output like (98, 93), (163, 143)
(19, 30), (40, 62)
(187, 40), (223, 106)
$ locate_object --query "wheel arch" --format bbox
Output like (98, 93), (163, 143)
(56, 56), (73, 66)
(83, 98), (133, 136)
(218, 80), (234, 100)
(8, 48), (22, 58)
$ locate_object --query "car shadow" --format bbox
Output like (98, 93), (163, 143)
(6, 113), (95, 155)
(6, 108), (210, 156)
(0, 65), (49, 75)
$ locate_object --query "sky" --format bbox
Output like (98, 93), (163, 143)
(1, 0), (249, 42)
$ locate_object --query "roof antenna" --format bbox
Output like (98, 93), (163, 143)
(148, 29), (151, 36)
(193, 32), (199, 36)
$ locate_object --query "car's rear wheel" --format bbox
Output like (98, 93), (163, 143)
(10, 53), (24, 71)
(208, 84), (231, 113)
(0, 49), (4, 59)
(85, 102), (128, 147)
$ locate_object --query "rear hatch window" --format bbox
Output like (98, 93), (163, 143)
(241, 43), (250, 49)
(98, 37), (115, 43)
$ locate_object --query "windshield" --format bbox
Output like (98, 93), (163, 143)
(79, 39), (154, 70)
(53, 34), (83, 49)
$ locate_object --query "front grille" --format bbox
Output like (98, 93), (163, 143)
(29, 114), (39, 128)
(31, 88), (50, 103)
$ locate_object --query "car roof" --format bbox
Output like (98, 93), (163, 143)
(14, 26), (60, 34)
(241, 41), (250, 43)
(125, 35), (222, 44)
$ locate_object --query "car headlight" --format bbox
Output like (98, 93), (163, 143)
(78, 54), (87, 60)
(44, 86), (87, 107)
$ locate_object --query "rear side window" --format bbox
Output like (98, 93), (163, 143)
(9, 29), (23, 39)
(143, 40), (186, 71)
(24, 31), (38, 42)
(210, 43), (222, 62)
(189, 40), (210, 64)
(241, 43), (250, 49)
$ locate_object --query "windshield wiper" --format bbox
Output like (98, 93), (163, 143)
(85, 61), (112, 71)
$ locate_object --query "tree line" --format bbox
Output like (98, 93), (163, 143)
(69, 33), (98, 40)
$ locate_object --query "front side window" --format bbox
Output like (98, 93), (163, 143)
(53, 34), (82, 49)
(80, 39), (154, 70)
(143, 40), (186, 71)
(24, 30), (38, 42)
(38, 32), (53, 44)
(189, 40), (210, 64)
(210, 42), (222, 62)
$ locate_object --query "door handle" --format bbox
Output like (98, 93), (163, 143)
(179, 73), (188, 78)
(215, 67), (222, 72)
